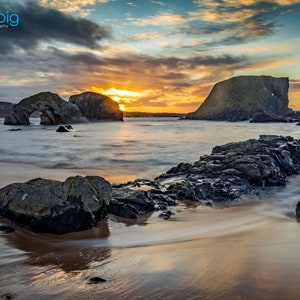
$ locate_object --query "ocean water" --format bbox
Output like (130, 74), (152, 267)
(1, 117), (300, 299)
(1, 117), (300, 183)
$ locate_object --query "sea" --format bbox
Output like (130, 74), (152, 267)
(0, 117), (300, 299)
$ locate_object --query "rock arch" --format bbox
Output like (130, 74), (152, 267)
(4, 92), (86, 125)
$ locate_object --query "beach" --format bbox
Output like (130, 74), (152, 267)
(1, 118), (300, 299)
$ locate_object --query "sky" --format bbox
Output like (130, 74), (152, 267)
(0, 0), (300, 113)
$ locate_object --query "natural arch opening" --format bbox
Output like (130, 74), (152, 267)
(29, 111), (42, 125)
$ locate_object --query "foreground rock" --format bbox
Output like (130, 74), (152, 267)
(155, 135), (300, 203)
(1, 135), (300, 233)
(4, 92), (86, 125)
(186, 76), (291, 121)
(0, 176), (111, 234)
(69, 92), (123, 121)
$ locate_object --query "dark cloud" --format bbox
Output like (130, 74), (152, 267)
(0, 0), (111, 54)
(177, 1), (292, 48)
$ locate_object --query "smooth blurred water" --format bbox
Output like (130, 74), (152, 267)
(1, 117), (300, 299)
(1, 117), (300, 182)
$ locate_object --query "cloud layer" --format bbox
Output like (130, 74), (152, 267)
(0, 0), (299, 111)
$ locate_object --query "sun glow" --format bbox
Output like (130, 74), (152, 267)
(90, 86), (145, 111)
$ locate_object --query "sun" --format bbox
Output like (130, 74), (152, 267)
(119, 103), (125, 111)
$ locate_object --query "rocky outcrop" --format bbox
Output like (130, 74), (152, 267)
(69, 92), (123, 121)
(4, 92), (86, 125)
(154, 135), (300, 204)
(1, 135), (300, 233)
(110, 135), (300, 219)
(186, 76), (291, 121)
(0, 176), (111, 234)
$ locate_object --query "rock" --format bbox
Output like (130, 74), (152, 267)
(0, 293), (16, 299)
(8, 128), (22, 131)
(250, 112), (287, 123)
(4, 92), (87, 126)
(159, 210), (173, 220)
(0, 224), (15, 233)
(109, 202), (139, 219)
(186, 76), (291, 121)
(56, 125), (73, 132)
(156, 135), (300, 203)
(112, 188), (155, 212)
(0, 176), (111, 234)
(69, 92), (123, 121)
(296, 201), (300, 218)
(88, 277), (107, 284)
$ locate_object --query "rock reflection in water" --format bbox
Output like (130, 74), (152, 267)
(5, 218), (111, 273)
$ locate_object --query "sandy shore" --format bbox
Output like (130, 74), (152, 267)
(1, 200), (300, 299)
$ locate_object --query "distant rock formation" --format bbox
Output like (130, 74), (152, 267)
(186, 75), (291, 121)
(69, 92), (123, 121)
(4, 92), (86, 125)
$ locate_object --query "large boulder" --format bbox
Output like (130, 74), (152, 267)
(69, 92), (123, 121)
(4, 92), (87, 125)
(0, 176), (111, 234)
(186, 76), (291, 121)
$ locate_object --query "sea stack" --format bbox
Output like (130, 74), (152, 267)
(186, 75), (290, 121)
(69, 91), (123, 121)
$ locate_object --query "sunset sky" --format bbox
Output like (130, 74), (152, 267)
(0, 0), (300, 113)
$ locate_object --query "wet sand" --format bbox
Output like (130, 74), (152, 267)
(1, 197), (300, 299)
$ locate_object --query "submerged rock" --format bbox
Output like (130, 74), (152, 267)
(186, 76), (291, 121)
(0, 176), (111, 234)
(296, 201), (300, 219)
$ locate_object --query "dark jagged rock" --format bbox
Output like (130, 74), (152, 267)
(0, 176), (111, 234)
(296, 201), (300, 219)
(56, 124), (74, 132)
(2, 135), (300, 232)
(155, 135), (300, 204)
(250, 112), (287, 123)
(186, 76), (291, 121)
(0, 224), (15, 233)
(69, 91), (123, 121)
(4, 92), (86, 126)
(109, 202), (139, 219)
(88, 277), (107, 284)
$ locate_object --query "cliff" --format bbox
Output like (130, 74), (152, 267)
(186, 75), (291, 121)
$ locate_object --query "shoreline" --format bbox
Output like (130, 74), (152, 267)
(0, 162), (138, 188)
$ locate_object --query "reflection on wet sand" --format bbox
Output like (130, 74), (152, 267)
(0, 193), (300, 299)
